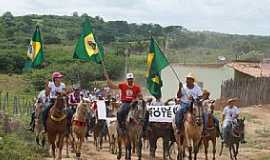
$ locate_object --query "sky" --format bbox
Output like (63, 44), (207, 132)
(0, 0), (269, 36)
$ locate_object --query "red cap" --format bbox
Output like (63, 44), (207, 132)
(52, 72), (64, 79)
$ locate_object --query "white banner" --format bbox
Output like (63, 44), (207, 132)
(97, 100), (107, 120)
(147, 105), (179, 123)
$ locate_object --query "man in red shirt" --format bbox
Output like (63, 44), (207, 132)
(106, 73), (142, 131)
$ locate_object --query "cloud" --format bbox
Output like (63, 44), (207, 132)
(0, 0), (269, 35)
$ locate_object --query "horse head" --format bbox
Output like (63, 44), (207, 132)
(192, 101), (203, 127)
(127, 99), (147, 124)
(232, 117), (245, 138)
(54, 95), (68, 110)
(75, 102), (90, 121)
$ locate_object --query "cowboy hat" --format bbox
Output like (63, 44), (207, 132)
(185, 72), (196, 81)
(227, 97), (239, 103)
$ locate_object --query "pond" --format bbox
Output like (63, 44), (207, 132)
(161, 64), (234, 100)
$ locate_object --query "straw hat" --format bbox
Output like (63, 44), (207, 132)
(185, 72), (196, 81)
(227, 97), (239, 103)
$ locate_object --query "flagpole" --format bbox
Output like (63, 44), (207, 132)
(151, 35), (182, 85)
(168, 64), (182, 85)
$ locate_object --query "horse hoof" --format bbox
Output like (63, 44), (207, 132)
(76, 153), (81, 157)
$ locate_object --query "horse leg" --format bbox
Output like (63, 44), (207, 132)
(64, 136), (69, 158)
(212, 139), (216, 160)
(117, 137), (122, 160)
(233, 143), (238, 160)
(219, 142), (224, 156)
(163, 137), (169, 160)
(41, 132), (46, 147)
(204, 140), (209, 160)
(76, 137), (83, 159)
(100, 134), (103, 150)
(35, 131), (40, 145)
(229, 145), (234, 160)
(188, 146), (192, 160)
(149, 137), (157, 160)
(127, 142), (132, 160)
(132, 138), (136, 154)
(57, 135), (64, 160)
(52, 143), (56, 159)
(136, 136), (143, 160)
(235, 142), (239, 157)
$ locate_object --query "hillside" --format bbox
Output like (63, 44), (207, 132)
(1, 11), (270, 93)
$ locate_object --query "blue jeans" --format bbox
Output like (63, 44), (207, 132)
(117, 102), (130, 125)
(175, 102), (191, 128)
(203, 112), (220, 129)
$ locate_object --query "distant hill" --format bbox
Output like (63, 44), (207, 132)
(1, 11), (270, 92)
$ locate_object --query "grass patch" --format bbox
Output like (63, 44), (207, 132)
(0, 114), (48, 160)
(259, 155), (270, 160)
(255, 128), (270, 137)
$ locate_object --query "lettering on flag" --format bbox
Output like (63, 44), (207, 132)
(147, 105), (179, 123)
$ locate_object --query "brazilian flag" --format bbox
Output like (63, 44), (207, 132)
(73, 18), (104, 64)
(27, 25), (44, 67)
(146, 37), (169, 98)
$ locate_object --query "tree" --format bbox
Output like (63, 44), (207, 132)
(2, 11), (14, 27)
(72, 11), (79, 17)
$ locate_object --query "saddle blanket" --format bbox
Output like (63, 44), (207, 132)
(147, 105), (178, 123)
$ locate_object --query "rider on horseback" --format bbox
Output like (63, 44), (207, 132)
(68, 87), (81, 114)
(106, 73), (142, 133)
(221, 98), (246, 143)
(175, 73), (203, 134)
(201, 90), (222, 138)
(42, 72), (66, 132)
(29, 90), (50, 131)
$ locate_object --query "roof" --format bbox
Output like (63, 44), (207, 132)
(227, 62), (270, 78)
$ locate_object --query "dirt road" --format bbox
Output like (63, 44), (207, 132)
(44, 105), (270, 160)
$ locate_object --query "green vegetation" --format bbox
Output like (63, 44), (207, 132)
(0, 113), (48, 160)
(1, 11), (270, 92)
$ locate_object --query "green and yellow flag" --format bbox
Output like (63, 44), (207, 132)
(146, 37), (169, 98)
(73, 18), (104, 63)
(27, 25), (44, 67)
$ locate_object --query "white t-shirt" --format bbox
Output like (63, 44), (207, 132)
(180, 83), (203, 103)
(48, 81), (65, 98)
(37, 90), (49, 104)
(223, 106), (240, 122)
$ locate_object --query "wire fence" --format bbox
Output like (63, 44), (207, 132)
(0, 91), (34, 116)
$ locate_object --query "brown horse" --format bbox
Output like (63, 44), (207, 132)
(46, 96), (68, 160)
(173, 102), (203, 160)
(184, 107), (203, 160)
(117, 99), (147, 160)
(34, 102), (46, 147)
(72, 102), (89, 159)
(202, 113), (219, 160)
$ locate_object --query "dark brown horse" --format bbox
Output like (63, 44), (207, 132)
(148, 122), (175, 160)
(46, 95), (68, 160)
(202, 113), (219, 160)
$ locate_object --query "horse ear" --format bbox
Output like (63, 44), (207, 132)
(242, 116), (245, 121)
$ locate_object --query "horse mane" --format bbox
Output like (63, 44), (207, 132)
(73, 102), (88, 122)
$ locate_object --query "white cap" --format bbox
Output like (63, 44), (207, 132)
(126, 73), (134, 79)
